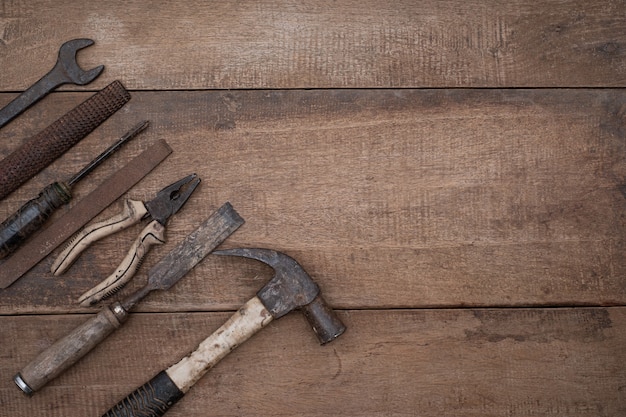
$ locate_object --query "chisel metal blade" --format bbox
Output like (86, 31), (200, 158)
(121, 202), (245, 309)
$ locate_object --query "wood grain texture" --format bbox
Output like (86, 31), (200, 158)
(0, 88), (624, 314)
(0, 0), (624, 90)
(1, 3), (624, 414)
(1, 308), (624, 416)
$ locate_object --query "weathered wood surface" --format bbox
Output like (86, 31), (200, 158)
(0, 0), (625, 90)
(1, 308), (625, 416)
(0, 89), (624, 314)
(1, 1), (625, 416)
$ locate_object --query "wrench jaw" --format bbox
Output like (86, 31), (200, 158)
(76, 65), (105, 85)
(58, 38), (104, 85)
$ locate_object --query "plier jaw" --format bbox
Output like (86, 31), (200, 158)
(144, 174), (201, 225)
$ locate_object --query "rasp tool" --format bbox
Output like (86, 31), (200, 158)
(0, 80), (131, 200)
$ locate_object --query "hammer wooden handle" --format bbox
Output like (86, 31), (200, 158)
(51, 199), (147, 275)
(15, 302), (128, 394)
(78, 220), (166, 306)
(103, 297), (273, 416)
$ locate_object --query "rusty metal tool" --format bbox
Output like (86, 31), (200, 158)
(0, 39), (104, 129)
(0, 121), (148, 260)
(0, 140), (172, 289)
(0, 80), (130, 201)
(103, 248), (345, 417)
(14, 202), (244, 395)
(52, 174), (201, 306)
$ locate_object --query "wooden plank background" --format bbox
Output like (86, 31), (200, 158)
(1, 1), (625, 416)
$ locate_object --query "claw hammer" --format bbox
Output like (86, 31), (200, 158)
(103, 248), (346, 417)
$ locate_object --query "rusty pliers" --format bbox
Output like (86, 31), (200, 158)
(51, 174), (201, 306)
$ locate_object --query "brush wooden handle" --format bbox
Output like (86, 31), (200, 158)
(51, 199), (147, 275)
(14, 302), (128, 394)
(103, 297), (273, 416)
(78, 220), (166, 306)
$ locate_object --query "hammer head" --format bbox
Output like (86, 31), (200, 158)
(213, 248), (346, 344)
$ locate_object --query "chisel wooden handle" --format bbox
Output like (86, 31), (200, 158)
(78, 220), (166, 306)
(51, 199), (147, 275)
(0, 182), (71, 259)
(103, 297), (273, 417)
(14, 302), (128, 395)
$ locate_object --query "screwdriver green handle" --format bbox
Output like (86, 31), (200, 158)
(0, 182), (71, 259)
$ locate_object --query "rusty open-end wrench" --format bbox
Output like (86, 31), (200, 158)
(0, 38), (104, 129)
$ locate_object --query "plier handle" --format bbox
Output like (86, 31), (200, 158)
(51, 174), (200, 306)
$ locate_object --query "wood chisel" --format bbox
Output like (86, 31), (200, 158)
(0, 121), (149, 260)
(13, 202), (244, 395)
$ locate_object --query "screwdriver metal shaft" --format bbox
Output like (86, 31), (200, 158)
(0, 121), (149, 260)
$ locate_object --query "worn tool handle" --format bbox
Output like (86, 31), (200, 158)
(78, 220), (166, 306)
(103, 297), (273, 416)
(0, 80), (130, 201)
(14, 302), (128, 395)
(0, 182), (72, 259)
(51, 199), (147, 275)
(102, 371), (184, 417)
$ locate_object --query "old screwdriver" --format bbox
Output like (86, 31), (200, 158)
(0, 121), (149, 260)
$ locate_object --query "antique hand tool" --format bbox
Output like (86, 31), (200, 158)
(0, 121), (148, 260)
(0, 140), (172, 289)
(14, 202), (244, 395)
(52, 174), (201, 306)
(103, 248), (345, 417)
(0, 80), (130, 201)
(0, 39), (104, 129)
